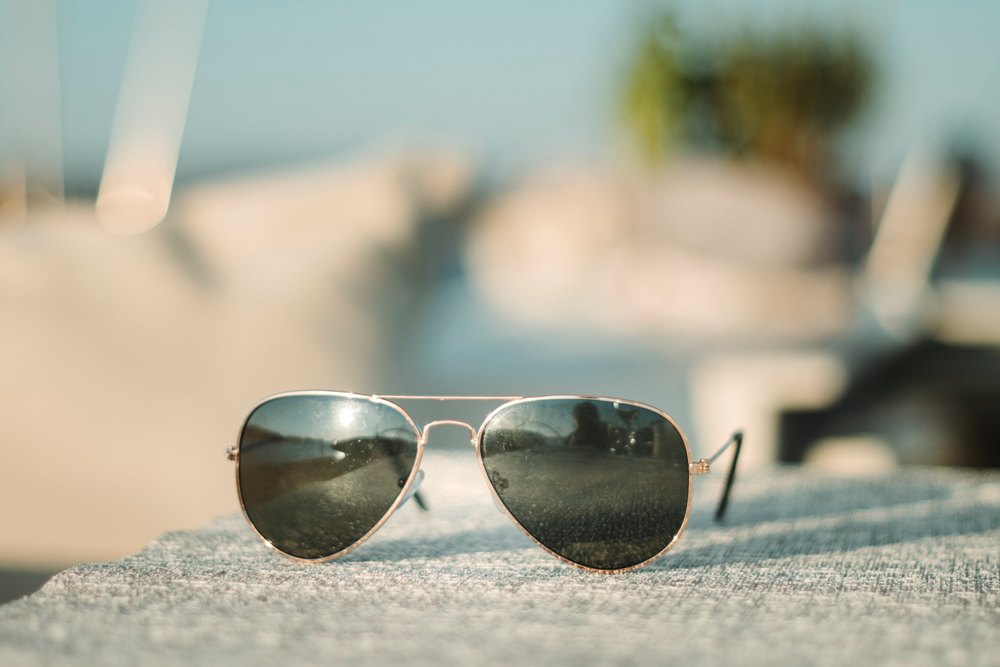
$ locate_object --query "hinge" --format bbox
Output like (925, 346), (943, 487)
(690, 458), (711, 475)
(225, 446), (238, 462)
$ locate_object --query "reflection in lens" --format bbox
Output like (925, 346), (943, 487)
(480, 398), (690, 571)
(238, 394), (419, 560)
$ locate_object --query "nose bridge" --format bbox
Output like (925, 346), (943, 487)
(420, 419), (478, 445)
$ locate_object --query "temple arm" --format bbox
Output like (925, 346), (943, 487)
(704, 430), (743, 522)
(411, 491), (429, 512)
(399, 469), (429, 512)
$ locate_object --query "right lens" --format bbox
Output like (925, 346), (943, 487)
(238, 393), (419, 560)
(479, 397), (691, 572)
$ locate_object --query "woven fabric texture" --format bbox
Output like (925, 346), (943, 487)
(1, 452), (998, 666)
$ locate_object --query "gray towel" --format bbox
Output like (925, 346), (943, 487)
(1, 452), (997, 666)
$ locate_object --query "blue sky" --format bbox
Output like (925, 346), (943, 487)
(5, 0), (1000, 192)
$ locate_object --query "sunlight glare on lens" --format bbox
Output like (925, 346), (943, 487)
(337, 403), (358, 429)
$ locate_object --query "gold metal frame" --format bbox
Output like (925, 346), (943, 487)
(233, 391), (427, 566)
(230, 391), (736, 573)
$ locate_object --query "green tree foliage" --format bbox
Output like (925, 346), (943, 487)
(620, 13), (875, 174)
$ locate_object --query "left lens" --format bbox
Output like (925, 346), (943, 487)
(238, 393), (419, 560)
(479, 397), (690, 571)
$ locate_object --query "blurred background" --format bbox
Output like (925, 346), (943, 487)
(2, 0), (999, 599)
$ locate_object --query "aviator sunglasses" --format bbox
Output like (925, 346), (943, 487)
(228, 392), (743, 573)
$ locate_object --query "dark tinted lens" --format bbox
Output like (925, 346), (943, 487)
(238, 394), (419, 560)
(480, 398), (690, 571)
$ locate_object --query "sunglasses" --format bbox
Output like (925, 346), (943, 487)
(227, 392), (743, 573)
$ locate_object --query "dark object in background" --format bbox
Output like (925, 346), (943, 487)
(781, 147), (1000, 469)
(0, 569), (54, 605)
(780, 340), (1000, 468)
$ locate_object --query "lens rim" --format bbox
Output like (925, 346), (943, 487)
(475, 394), (693, 574)
(235, 390), (424, 564)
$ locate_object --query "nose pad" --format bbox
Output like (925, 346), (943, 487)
(400, 469), (428, 511)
